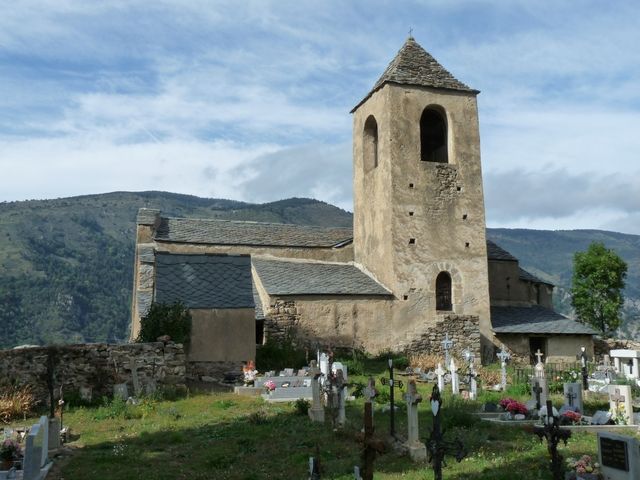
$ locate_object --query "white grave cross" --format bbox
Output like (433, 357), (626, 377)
(441, 333), (454, 367)
(435, 363), (446, 392)
(450, 359), (459, 396)
(403, 380), (427, 462)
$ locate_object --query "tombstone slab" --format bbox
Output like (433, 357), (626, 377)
(597, 431), (640, 480)
(403, 380), (427, 462)
(563, 382), (583, 413)
(308, 363), (325, 423)
(591, 410), (613, 425)
(609, 385), (634, 425)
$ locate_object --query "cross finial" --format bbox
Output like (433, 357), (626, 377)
(535, 349), (544, 364)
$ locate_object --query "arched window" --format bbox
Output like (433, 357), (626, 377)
(435, 272), (452, 311)
(420, 108), (448, 163)
(363, 115), (378, 171)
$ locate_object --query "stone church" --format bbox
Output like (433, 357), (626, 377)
(130, 37), (595, 378)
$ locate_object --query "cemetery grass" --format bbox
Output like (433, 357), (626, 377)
(26, 377), (635, 479)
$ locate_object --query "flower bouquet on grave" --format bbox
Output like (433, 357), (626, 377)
(560, 410), (586, 426)
(498, 398), (528, 419)
(0, 438), (22, 470)
(610, 404), (628, 425)
(263, 380), (276, 394)
(565, 455), (601, 480)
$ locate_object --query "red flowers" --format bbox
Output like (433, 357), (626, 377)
(499, 398), (528, 415)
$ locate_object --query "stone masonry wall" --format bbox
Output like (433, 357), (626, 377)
(264, 300), (300, 343)
(0, 342), (186, 406)
(403, 314), (481, 361)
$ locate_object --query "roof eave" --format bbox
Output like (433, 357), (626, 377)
(350, 81), (480, 114)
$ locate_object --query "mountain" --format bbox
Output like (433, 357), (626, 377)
(0, 191), (638, 348)
(486, 228), (640, 338)
(0, 192), (351, 348)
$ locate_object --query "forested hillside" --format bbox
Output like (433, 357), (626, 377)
(0, 191), (638, 348)
(0, 192), (351, 348)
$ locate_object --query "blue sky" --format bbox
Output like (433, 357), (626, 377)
(1, 1), (639, 234)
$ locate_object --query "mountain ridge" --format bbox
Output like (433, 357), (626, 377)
(0, 191), (637, 348)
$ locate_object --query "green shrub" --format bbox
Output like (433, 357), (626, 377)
(92, 396), (142, 421)
(294, 398), (310, 416)
(255, 331), (306, 371)
(136, 302), (191, 344)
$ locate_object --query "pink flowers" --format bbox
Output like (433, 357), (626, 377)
(0, 438), (21, 461)
(499, 398), (528, 415)
(264, 380), (276, 392)
(567, 455), (599, 475)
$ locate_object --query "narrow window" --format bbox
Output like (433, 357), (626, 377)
(256, 319), (264, 345)
(420, 108), (448, 163)
(409, 183), (414, 188)
(462, 214), (467, 220)
(363, 115), (378, 172)
(435, 272), (452, 311)
(409, 211), (414, 216)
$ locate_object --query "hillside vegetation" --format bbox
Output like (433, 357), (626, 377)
(0, 191), (638, 348)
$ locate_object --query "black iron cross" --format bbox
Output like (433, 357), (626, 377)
(379, 360), (403, 438)
(533, 381), (543, 410)
(427, 384), (467, 480)
(531, 400), (572, 480)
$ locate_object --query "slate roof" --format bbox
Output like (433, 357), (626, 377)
(486, 240), (518, 261)
(253, 284), (265, 320)
(352, 37), (477, 112)
(252, 258), (391, 296)
(519, 267), (553, 286)
(491, 306), (597, 335)
(154, 253), (254, 309)
(154, 217), (353, 248)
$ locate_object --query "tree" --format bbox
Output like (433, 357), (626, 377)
(571, 242), (627, 336)
(136, 302), (192, 344)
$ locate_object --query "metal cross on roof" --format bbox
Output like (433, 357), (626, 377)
(535, 349), (544, 364)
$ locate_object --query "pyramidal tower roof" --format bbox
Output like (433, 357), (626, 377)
(352, 37), (478, 112)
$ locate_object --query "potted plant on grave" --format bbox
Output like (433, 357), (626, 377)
(565, 455), (601, 480)
(0, 438), (22, 470)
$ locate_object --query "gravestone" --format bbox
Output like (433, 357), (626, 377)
(282, 368), (295, 377)
(597, 431), (640, 480)
(449, 359), (459, 396)
(531, 378), (548, 410)
(113, 383), (128, 401)
(125, 358), (142, 397)
(403, 380), (426, 462)
(319, 353), (330, 378)
(47, 416), (60, 451)
(435, 363), (445, 392)
(563, 383), (583, 413)
(609, 385), (633, 425)
(23, 417), (50, 480)
(308, 361), (325, 423)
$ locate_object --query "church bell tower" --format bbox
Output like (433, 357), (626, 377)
(351, 37), (492, 347)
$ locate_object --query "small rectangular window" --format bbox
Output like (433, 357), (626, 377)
(409, 183), (414, 188)
(456, 186), (462, 191)
(462, 214), (467, 220)
(409, 211), (414, 216)
(465, 242), (470, 248)
(403, 295), (408, 300)
(409, 238), (416, 245)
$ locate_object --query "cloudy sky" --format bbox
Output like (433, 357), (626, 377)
(1, 1), (639, 234)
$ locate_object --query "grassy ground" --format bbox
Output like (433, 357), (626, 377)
(11, 362), (640, 479)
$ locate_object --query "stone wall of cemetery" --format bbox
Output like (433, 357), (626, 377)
(403, 314), (481, 360)
(0, 342), (186, 405)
